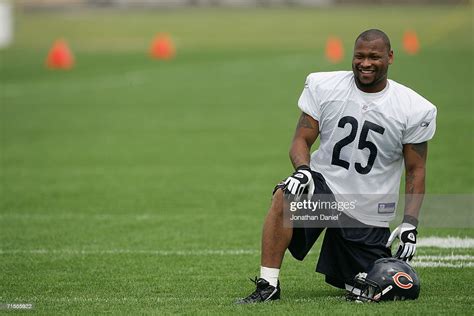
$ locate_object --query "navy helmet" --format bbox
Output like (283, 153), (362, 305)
(347, 258), (420, 302)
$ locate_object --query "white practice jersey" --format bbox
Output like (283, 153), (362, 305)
(298, 71), (437, 227)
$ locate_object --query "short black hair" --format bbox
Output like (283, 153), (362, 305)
(355, 29), (391, 52)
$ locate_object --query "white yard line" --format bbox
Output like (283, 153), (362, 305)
(1, 237), (473, 268)
(0, 249), (260, 256)
(414, 255), (474, 261)
(417, 237), (474, 248)
(1, 250), (473, 258)
(411, 262), (474, 268)
(1, 249), (472, 268)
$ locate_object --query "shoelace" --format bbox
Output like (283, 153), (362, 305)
(247, 277), (265, 301)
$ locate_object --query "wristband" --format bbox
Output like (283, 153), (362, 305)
(296, 165), (310, 171)
(403, 215), (419, 227)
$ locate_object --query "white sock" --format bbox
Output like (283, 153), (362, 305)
(260, 266), (280, 287)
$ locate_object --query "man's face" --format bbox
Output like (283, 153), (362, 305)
(352, 38), (393, 92)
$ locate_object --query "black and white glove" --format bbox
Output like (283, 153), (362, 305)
(283, 165), (315, 201)
(386, 223), (417, 262)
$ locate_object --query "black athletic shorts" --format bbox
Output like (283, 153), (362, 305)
(274, 171), (392, 289)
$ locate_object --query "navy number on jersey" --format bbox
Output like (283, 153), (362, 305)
(331, 116), (385, 174)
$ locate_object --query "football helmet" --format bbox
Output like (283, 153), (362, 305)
(346, 258), (420, 302)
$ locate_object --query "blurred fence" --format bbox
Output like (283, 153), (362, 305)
(17, 0), (471, 10)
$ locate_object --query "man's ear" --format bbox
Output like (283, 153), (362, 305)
(388, 50), (394, 65)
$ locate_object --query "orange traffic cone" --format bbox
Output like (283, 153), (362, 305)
(45, 39), (75, 69)
(150, 34), (175, 60)
(402, 30), (420, 55)
(325, 36), (344, 64)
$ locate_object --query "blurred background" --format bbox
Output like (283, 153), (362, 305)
(0, 0), (472, 313)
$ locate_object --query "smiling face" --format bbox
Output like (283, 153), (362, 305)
(352, 38), (393, 93)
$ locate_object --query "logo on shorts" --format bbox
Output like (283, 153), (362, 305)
(393, 272), (413, 290)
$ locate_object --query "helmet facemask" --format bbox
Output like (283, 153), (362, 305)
(346, 272), (391, 303)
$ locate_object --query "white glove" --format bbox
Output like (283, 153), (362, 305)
(386, 223), (417, 262)
(283, 165), (315, 201)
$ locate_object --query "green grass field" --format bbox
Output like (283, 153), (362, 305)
(1, 5), (473, 314)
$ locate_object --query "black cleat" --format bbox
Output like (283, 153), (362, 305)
(235, 277), (280, 304)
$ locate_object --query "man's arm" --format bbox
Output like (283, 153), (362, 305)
(289, 112), (319, 169)
(280, 112), (319, 200)
(386, 141), (428, 261)
(403, 142), (428, 224)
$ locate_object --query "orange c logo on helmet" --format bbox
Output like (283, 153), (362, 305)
(393, 272), (413, 289)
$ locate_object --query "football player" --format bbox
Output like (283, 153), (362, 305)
(236, 29), (436, 304)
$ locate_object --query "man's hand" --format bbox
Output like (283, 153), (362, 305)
(386, 223), (417, 261)
(283, 165), (315, 201)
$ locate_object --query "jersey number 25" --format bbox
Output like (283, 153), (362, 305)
(331, 116), (385, 175)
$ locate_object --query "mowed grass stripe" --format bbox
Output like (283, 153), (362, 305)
(1, 250), (473, 258)
(1, 249), (473, 258)
(1, 249), (473, 269)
